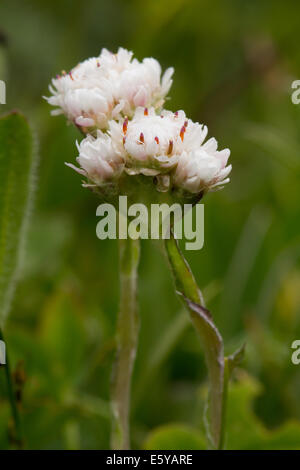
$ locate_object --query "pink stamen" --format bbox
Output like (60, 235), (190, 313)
(123, 117), (128, 135)
(180, 126), (186, 142)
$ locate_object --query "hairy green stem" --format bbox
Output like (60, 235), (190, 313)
(0, 329), (23, 448)
(218, 357), (229, 450)
(110, 238), (140, 450)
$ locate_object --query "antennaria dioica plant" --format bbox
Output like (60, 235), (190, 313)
(46, 47), (243, 449)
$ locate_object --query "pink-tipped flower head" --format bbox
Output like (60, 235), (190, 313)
(46, 48), (174, 133)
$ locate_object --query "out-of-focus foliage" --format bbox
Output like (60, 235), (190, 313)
(225, 372), (300, 450)
(144, 373), (300, 450)
(144, 424), (206, 450)
(0, 0), (300, 449)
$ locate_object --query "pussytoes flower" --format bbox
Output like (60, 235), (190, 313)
(47, 48), (231, 200)
(109, 107), (189, 177)
(173, 138), (231, 194)
(107, 106), (231, 193)
(66, 131), (124, 186)
(68, 105), (231, 196)
(45, 48), (174, 132)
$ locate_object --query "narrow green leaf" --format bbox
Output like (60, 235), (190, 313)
(165, 234), (225, 449)
(179, 294), (225, 449)
(0, 111), (37, 326)
(164, 234), (204, 306)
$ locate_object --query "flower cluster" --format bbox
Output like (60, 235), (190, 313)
(46, 48), (173, 132)
(46, 47), (231, 197)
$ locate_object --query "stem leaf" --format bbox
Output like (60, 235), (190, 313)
(164, 234), (204, 306)
(0, 111), (36, 326)
(178, 293), (224, 449)
(165, 234), (225, 449)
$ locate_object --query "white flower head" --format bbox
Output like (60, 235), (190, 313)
(109, 107), (207, 179)
(107, 107), (231, 194)
(67, 131), (125, 186)
(67, 106), (231, 196)
(173, 137), (231, 194)
(46, 48), (174, 132)
(50, 47), (231, 197)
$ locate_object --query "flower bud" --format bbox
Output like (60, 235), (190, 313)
(66, 131), (124, 186)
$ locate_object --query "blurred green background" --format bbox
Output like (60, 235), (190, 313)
(0, 0), (300, 450)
